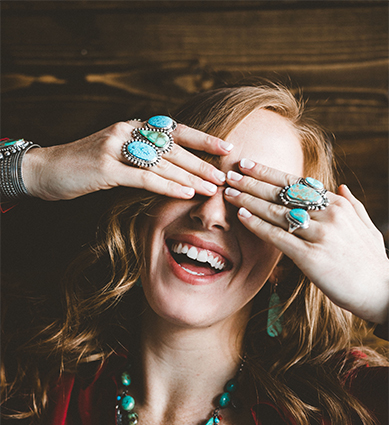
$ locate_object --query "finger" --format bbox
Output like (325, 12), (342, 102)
(337, 184), (377, 231)
(225, 187), (320, 241)
(173, 124), (234, 155)
(226, 170), (281, 203)
(238, 159), (299, 187)
(149, 158), (219, 196)
(114, 162), (196, 199)
(164, 143), (226, 185)
(236, 208), (309, 262)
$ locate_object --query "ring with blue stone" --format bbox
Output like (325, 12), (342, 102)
(146, 115), (177, 132)
(297, 177), (327, 195)
(132, 127), (174, 154)
(279, 177), (330, 211)
(122, 139), (161, 168)
(286, 208), (310, 233)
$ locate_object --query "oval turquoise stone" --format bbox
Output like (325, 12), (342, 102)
(139, 129), (169, 148)
(219, 392), (231, 407)
(121, 395), (135, 411)
(121, 371), (131, 386)
(305, 177), (324, 191)
(289, 208), (309, 225)
(127, 141), (157, 162)
(287, 184), (321, 203)
(225, 378), (238, 393)
(148, 115), (173, 129)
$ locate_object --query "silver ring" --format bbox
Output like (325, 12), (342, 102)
(286, 208), (310, 233)
(122, 115), (176, 167)
(279, 177), (329, 211)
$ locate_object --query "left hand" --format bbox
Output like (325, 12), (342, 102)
(224, 160), (389, 324)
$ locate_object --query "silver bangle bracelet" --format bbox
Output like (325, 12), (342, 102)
(0, 139), (41, 202)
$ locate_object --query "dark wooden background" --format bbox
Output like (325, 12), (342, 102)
(1, 1), (388, 345)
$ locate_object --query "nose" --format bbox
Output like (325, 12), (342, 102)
(189, 188), (232, 231)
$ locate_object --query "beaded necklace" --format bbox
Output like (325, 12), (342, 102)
(116, 355), (246, 425)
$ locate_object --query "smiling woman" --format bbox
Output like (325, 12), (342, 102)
(1, 84), (388, 425)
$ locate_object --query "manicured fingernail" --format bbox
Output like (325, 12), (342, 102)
(220, 140), (234, 152)
(240, 158), (255, 169)
(225, 187), (241, 197)
(213, 169), (226, 183)
(202, 181), (217, 193)
(238, 207), (252, 218)
(227, 170), (243, 181)
(181, 186), (195, 197)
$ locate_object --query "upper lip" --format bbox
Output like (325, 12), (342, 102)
(166, 233), (233, 267)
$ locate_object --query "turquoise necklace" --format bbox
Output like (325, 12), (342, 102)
(116, 355), (246, 425)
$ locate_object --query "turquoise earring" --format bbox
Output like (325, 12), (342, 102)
(135, 277), (142, 288)
(267, 281), (283, 337)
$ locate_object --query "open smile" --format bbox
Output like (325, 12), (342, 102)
(165, 236), (233, 284)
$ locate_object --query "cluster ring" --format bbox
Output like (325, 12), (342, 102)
(279, 176), (329, 211)
(122, 115), (177, 168)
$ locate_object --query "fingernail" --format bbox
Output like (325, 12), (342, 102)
(181, 186), (195, 197)
(225, 187), (241, 197)
(238, 207), (252, 218)
(220, 140), (234, 152)
(213, 169), (226, 183)
(227, 170), (243, 181)
(202, 181), (217, 193)
(240, 158), (255, 169)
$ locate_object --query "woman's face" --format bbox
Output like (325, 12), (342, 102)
(141, 109), (304, 328)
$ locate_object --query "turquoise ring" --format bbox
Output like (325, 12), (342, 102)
(279, 177), (329, 211)
(286, 208), (310, 233)
(123, 116), (176, 167)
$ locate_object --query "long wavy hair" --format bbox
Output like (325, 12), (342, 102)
(2, 83), (387, 424)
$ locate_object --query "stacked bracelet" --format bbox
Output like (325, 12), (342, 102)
(0, 138), (41, 202)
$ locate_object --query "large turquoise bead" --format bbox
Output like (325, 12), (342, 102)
(286, 184), (321, 204)
(219, 391), (231, 408)
(121, 395), (135, 411)
(148, 115), (173, 129)
(289, 208), (309, 225)
(139, 129), (170, 148)
(126, 141), (158, 162)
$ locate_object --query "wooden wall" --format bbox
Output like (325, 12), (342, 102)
(2, 1), (387, 235)
(1, 1), (388, 348)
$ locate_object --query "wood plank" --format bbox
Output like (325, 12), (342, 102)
(2, 4), (387, 68)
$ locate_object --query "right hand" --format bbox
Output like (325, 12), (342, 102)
(22, 120), (232, 201)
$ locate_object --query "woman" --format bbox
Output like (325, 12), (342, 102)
(1, 84), (388, 425)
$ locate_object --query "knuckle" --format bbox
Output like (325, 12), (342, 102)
(111, 121), (130, 135)
(268, 202), (285, 217)
(254, 164), (272, 180)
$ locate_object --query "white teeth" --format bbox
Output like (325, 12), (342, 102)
(197, 250), (208, 263)
(187, 246), (198, 260)
(171, 242), (227, 271)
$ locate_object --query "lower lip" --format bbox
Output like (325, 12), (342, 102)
(165, 243), (226, 286)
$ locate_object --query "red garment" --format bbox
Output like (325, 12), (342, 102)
(46, 352), (388, 425)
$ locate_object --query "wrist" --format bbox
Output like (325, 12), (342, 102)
(0, 138), (41, 201)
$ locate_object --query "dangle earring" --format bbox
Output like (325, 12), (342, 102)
(267, 280), (283, 337)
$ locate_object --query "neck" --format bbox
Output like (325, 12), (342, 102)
(134, 304), (251, 424)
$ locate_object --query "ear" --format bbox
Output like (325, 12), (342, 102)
(269, 255), (294, 284)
